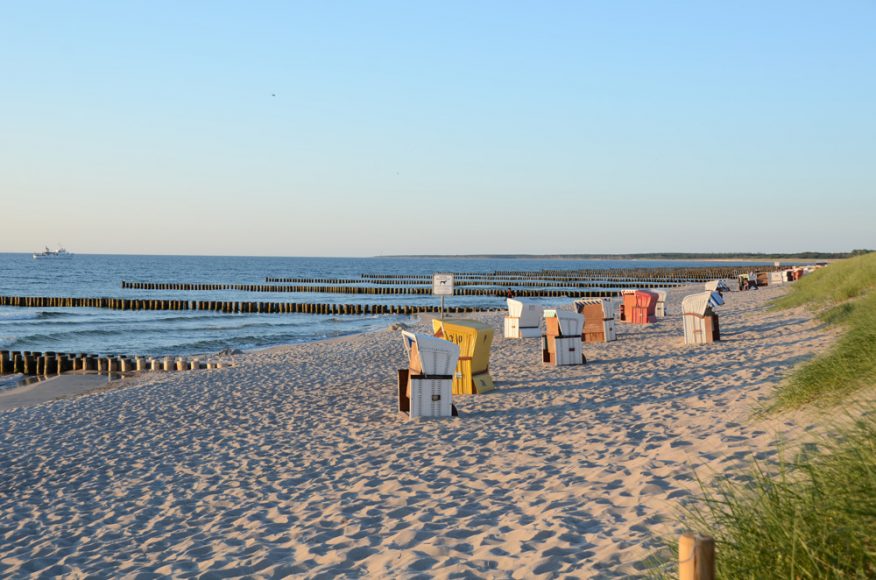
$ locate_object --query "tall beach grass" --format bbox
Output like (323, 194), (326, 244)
(771, 252), (876, 411)
(672, 413), (876, 579)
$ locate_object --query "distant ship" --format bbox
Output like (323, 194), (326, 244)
(32, 246), (73, 259)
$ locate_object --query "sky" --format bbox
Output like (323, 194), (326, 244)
(1, 1), (874, 256)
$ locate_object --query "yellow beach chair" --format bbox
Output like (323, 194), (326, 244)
(432, 319), (495, 394)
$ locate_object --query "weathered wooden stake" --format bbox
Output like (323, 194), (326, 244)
(679, 534), (715, 580)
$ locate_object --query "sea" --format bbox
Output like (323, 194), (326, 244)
(0, 253), (773, 359)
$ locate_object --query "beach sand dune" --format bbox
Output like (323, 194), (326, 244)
(0, 285), (836, 577)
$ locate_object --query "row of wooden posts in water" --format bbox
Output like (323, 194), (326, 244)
(0, 295), (503, 315)
(263, 277), (686, 289)
(118, 281), (626, 298)
(359, 265), (775, 281)
(0, 350), (233, 377)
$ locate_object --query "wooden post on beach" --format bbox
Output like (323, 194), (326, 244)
(679, 534), (715, 580)
(163, 356), (173, 372)
(56, 354), (67, 375)
(23, 353), (36, 375)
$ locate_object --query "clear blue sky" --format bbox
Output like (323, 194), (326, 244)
(1, 1), (873, 256)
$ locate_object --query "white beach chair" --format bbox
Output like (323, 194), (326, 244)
(704, 280), (730, 293)
(399, 332), (459, 418)
(504, 298), (543, 339)
(574, 298), (617, 342)
(543, 309), (584, 337)
(681, 291), (723, 345)
(653, 290), (668, 318)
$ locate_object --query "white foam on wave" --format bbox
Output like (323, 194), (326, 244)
(0, 311), (41, 322)
(0, 373), (24, 390)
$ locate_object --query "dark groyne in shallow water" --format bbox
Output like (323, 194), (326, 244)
(0, 295), (506, 315)
(265, 277), (685, 288)
(118, 282), (627, 297)
(125, 280), (676, 291)
(0, 349), (235, 378)
(355, 265), (772, 281)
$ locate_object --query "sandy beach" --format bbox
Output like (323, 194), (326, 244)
(0, 284), (840, 577)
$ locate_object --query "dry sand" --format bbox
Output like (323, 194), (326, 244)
(0, 285), (840, 577)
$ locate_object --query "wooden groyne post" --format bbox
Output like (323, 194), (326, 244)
(679, 534), (715, 580)
(0, 350), (233, 377)
(0, 295), (504, 315)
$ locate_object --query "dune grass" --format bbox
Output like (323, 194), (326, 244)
(667, 413), (876, 579)
(770, 252), (876, 411)
(771, 290), (876, 411)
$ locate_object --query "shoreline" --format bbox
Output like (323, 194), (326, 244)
(0, 314), (416, 410)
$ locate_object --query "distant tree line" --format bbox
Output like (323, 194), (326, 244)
(384, 251), (874, 260)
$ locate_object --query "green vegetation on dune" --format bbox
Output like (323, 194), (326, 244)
(773, 291), (876, 410)
(771, 252), (876, 410)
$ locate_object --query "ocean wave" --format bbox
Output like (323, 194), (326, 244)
(0, 374), (24, 391)
(160, 333), (309, 354)
(10, 327), (122, 343)
(0, 310), (69, 322)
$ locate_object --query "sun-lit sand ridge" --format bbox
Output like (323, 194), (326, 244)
(0, 284), (837, 577)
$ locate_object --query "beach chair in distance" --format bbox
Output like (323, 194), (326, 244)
(704, 279), (731, 295)
(632, 290), (658, 324)
(432, 319), (495, 394)
(682, 291), (724, 345)
(653, 290), (667, 318)
(398, 331), (459, 418)
(619, 290), (637, 322)
(574, 299), (616, 342)
(543, 309), (586, 365)
(504, 298), (543, 339)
